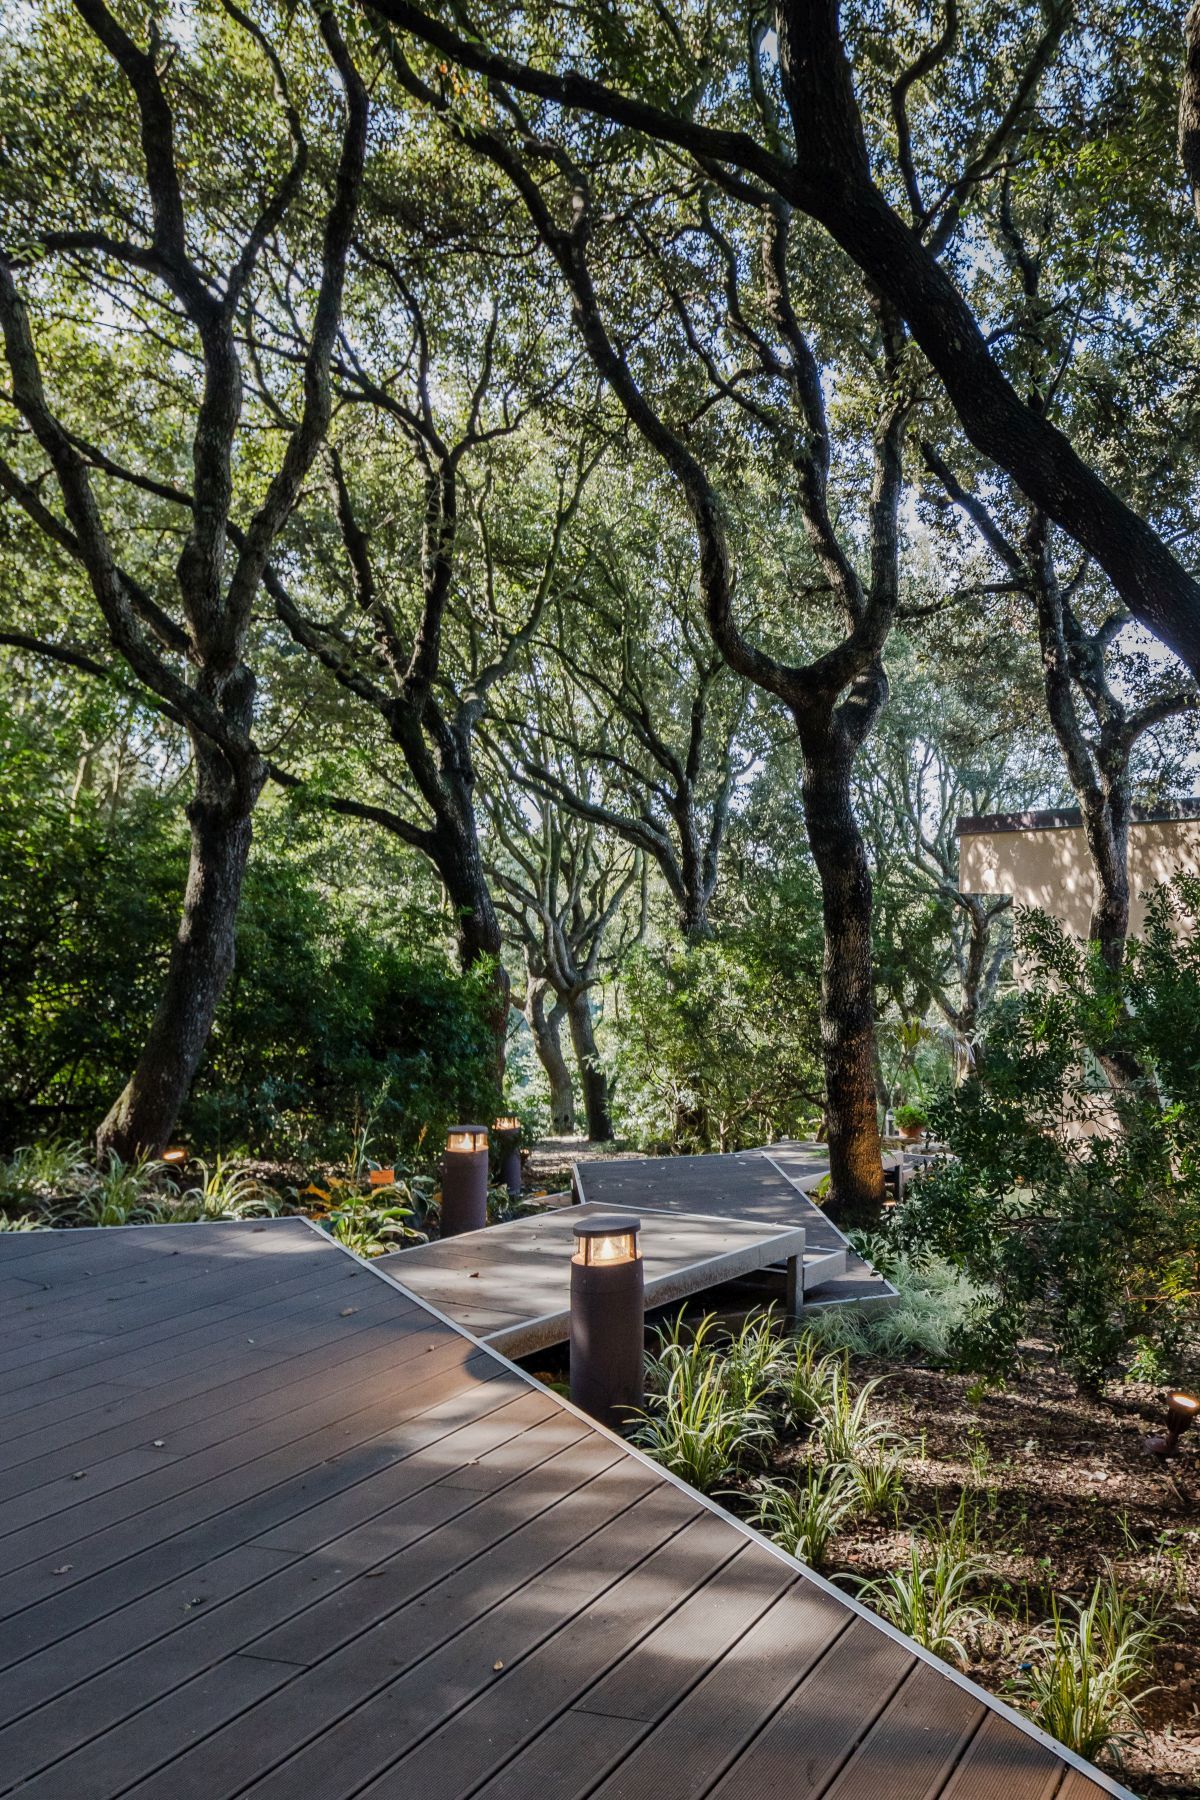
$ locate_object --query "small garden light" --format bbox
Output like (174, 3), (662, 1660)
(493, 1116), (522, 1197)
(1166, 1391), (1199, 1454)
(569, 1213), (644, 1431)
(441, 1125), (489, 1237)
(1146, 1390), (1200, 1458)
(161, 1146), (188, 1166)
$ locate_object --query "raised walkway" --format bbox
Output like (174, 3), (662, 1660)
(0, 1218), (1126, 1800)
(575, 1145), (900, 1314)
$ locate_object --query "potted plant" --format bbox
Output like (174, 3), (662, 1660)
(893, 1103), (928, 1144)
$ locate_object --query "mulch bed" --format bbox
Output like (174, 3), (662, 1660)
(744, 1359), (1200, 1799)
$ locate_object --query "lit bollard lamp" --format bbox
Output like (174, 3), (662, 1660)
(440, 1125), (489, 1237)
(569, 1214), (644, 1432)
(493, 1115), (523, 1197)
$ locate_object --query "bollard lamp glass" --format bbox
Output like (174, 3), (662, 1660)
(446, 1125), (488, 1154)
(571, 1216), (640, 1267)
(494, 1115), (521, 1133)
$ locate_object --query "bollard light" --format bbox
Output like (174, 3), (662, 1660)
(569, 1214), (644, 1432)
(441, 1124), (489, 1237)
(162, 1146), (188, 1167)
(494, 1116), (523, 1198)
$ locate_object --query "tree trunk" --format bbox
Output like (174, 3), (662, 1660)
(798, 720), (886, 1227)
(1081, 781), (1132, 974)
(567, 987), (614, 1141)
(432, 816), (510, 1085)
(96, 744), (259, 1161)
(526, 979), (575, 1133)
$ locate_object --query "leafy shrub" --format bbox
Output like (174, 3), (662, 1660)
(0, 743), (498, 1162)
(897, 886), (1200, 1386)
(893, 1103), (928, 1132)
(612, 894), (823, 1153)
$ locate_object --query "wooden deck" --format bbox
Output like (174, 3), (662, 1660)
(576, 1148), (900, 1314)
(378, 1202), (838, 1354)
(0, 1220), (1125, 1800)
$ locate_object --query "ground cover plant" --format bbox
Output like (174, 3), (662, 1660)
(628, 1300), (1200, 1794)
(0, 1136), (533, 1257)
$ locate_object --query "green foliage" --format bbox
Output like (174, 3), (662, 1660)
(777, 1334), (847, 1429)
(815, 1368), (901, 1465)
(0, 1142), (282, 1228)
(854, 1542), (993, 1669)
(631, 1357), (774, 1492)
(318, 1187), (424, 1258)
(893, 1103), (928, 1131)
(848, 1451), (906, 1517)
(0, 702), (187, 1146)
(1011, 1578), (1162, 1764)
(613, 889), (823, 1152)
(803, 1243), (990, 1371)
(898, 887), (1200, 1386)
(749, 1466), (859, 1568)
(0, 734), (498, 1163)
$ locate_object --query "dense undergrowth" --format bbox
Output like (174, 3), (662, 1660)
(0, 1136), (531, 1254)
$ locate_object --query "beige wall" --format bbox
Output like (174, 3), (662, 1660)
(958, 819), (1200, 952)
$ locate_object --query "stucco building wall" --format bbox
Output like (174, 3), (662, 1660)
(958, 816), (1200, 944)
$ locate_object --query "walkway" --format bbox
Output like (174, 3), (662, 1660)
(378, 1202), (826, 1355)
(0, 1220), (1124, 1800)
(576, 1147), (899, 1313)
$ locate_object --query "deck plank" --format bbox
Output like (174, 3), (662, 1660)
(0, 1219), (1130, 1800)
(380, 1200), (813, 1354)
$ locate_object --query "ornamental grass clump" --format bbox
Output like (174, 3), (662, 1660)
(723, 1309), (786, 1412)
(816, 1367), (901, 1466)
(1012, 1577), (1162, 1764)
(171, 1158), (281, 1221)
(777, 1332), (846, 1429)
(634, 1312), (776, 1491)
(855, 1541), (993, 1668)
(750, 1465), (859, 1568)
(630, 1358), (774, 1492)
(849, 1451), (906, 1517)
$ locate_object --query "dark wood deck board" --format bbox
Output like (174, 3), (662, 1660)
(0, 1220), (1121, 1800)
(0, 1276), (405, 1479)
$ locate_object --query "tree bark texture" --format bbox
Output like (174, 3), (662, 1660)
(97, 738), (263, 1159)
(526, 979), (575, 1133)
(567, 987), (614, 1141)
(799, 720), (886, 1227)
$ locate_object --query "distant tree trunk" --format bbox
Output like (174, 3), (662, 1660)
(1079, 777), (1132, 973)
(430, 812), (510, 1085)
(526, 979), (575, 1133)
(798, 720), (886, 1228)
(568, 987), (614, 1141)
(96, 739), (263, 1161)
